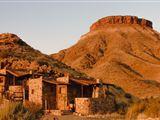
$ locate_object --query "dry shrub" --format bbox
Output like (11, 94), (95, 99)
(125, 101), (145, 120)
(126, 97), (160, 120)
(24, 101), (43, 116)
(0, 100), (43, 120)
(0, 101), (29, 120)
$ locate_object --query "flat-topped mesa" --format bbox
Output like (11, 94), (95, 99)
(90, 16), (153, 31)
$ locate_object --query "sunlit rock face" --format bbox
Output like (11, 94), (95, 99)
(90, 16), (152, 31)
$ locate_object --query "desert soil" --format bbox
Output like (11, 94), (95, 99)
(40, 114), (125, 120)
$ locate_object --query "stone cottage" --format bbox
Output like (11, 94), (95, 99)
(28, 74), (102, 112)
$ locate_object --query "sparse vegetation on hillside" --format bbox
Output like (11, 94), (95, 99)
(0, 49), (14, 58)
(0, 33), (88, 78)
(105, 84), (139, 115)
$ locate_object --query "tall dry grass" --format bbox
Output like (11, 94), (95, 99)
(0, 100), (43, 120)
(125, 97), (160, 120)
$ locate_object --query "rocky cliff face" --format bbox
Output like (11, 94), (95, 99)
(52, 16), (160, 98)
(90, 16), (153, 31)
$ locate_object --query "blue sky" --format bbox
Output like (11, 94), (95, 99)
(0, 0), (159, 54)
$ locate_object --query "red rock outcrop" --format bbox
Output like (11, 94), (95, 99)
(90, 16), (153, 31)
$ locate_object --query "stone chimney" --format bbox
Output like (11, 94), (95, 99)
(56, 72), (69, 83)
(29, 70), (33, 75)
(0, 67), (6, 74)
(64, 72), (70, 78)
(96, 79), (100, 83)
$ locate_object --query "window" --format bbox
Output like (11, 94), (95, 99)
(59, 87), (66, 94)
(59, 87), (62, 94)
(31, 89), (34, 94)
(0, 78), (3, 83)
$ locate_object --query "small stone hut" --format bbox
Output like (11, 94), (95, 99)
(28, 76), (69, 110)
(28, 74), (102, 111)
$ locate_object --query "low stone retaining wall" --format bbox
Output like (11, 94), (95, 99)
(44, 110), (62, 116)
(75, 97), (116, 115)
(8, 86), (23, 101)
(9, 86), (23, 93)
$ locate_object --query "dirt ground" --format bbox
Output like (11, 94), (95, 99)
(41, 114), (125, 120)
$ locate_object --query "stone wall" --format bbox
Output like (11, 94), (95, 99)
(0, 86), (4, 98)
(28, 77), (43, 106)
(0, 72), (6, 98)
(75, 97), (116, 115)
(56, 85), (68, 110)
(90, 16), (153, 31)
(0, 69), (6, 74)
(56, 76), (69, 84)
(75, 98), (90, 115)
(0, 76), (5, 94)
(9, 86), (23, 101)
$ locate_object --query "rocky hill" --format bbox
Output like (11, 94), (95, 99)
(0, 33), (87, 78)
(51, 16), (160, 98)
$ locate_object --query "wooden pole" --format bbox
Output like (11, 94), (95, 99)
(81, 85), (83, 97)
(23, 87), (25, 102)
(45, 99), (47, 110)
(13, 76), (16, 85)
